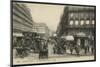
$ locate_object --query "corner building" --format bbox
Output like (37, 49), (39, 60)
(13, 2), (34, 36)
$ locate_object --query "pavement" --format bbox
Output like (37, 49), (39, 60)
(13, 52), (95, 65)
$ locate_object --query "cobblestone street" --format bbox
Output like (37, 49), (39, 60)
(13, 52), (94, 65)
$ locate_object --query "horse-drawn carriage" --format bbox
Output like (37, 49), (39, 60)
(13, 32), (49, 58)
(14, 36), (29, 58)
(13, 32), (38, 58)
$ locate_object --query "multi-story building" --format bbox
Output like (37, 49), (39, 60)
(13, 2), (34, 36)
(33, 23), (50, 39)
(56, 6), (96, 48)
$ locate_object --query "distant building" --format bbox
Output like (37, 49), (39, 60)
(56, 6), (96, 48)
(13, 2), (34, 36)
(33, 23), (50, 39)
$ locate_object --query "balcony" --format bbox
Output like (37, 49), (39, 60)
(65, 24), (95, 29)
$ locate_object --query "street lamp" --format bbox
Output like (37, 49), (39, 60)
(53, 33), (57, 37)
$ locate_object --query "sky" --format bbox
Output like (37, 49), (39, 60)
(25, 3), (65, 31)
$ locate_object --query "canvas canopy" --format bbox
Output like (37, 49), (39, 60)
(13, 33), (23, 37)
(76, 32), (86, 37)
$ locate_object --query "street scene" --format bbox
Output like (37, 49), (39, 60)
(12, 1), (96, 65)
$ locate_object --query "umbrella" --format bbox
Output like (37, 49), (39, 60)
(61, 35), (74, 41)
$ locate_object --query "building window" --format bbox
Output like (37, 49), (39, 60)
(75, 20), (79, 25)
(70, 13), (73, 17)
(85, 14), (89, 19)
(86, 20), (90, 24)
(92, 20), (95, 24)
(80, 20), (84, 25)
(74, 13), (78, 19)
(80, 13), (84, 18)
(77, 39), (81, 46)
(70, 20), (73, 25)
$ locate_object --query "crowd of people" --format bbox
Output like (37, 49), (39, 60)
(13, 33), (95, 59)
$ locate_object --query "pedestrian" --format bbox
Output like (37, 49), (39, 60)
(75, 45), (80, 56)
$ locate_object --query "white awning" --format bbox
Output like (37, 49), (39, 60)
(76, 32), (86, 37)
(13, 33), (23, 37)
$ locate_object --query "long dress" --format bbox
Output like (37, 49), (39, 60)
(48, 42), (54, 57)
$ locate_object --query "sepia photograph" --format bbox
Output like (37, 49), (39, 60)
(11, 1), (96, 66)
